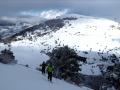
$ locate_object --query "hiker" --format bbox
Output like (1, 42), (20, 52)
(47, 64), (54, 82)
(41, 61), (47, 74)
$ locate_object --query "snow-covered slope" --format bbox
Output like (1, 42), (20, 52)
(10, 15), (120, 54)
(0, 63), (92, 90)
(0, 14), (120, 76)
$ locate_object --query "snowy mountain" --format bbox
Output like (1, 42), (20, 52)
(0, 13), (120, 90)
(0, 14), (120, 73)
(0, 18), (33, 39)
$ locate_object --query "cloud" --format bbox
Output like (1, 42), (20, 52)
(40, 9), (69, 19)
(0, 0), (120, 18)
(19, 9), (69, 19)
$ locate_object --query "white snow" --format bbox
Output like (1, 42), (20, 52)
(10, 16), (120, 53)
(0, 63), (92, 90)
(11, 46), (49, 69)
(1, 14), (120, 75)
(81, 63), (102, 75)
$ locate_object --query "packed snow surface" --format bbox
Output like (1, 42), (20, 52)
(0, 63), (92, 90)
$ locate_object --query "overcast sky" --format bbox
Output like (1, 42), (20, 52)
(0, 0), (120, 18)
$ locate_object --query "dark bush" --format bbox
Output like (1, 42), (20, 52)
(0, 49), (15, 64)
(46, 46), (86, 83)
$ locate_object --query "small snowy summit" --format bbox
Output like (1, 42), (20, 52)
(0, 10), (120, 90)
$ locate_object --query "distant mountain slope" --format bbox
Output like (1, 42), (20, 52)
(0, 14), (120, 76)
(4, 17), (76, 41)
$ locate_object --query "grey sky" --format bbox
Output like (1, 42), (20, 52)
(0, 0), (120, 18)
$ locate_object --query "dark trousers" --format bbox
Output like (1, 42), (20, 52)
(48, 72), (52, 81)
(42, 68), (45, 74)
